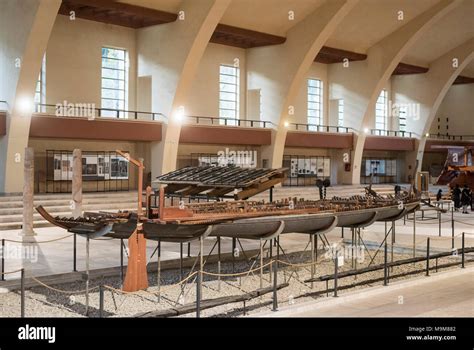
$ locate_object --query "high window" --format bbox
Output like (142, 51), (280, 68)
(338, 99), (344, 131)
(307, 78), (322, 131)
(375, 89), (388, 132)
(219, 64), (239, 126)
(399, 105), (407, 132)
(101, 47), (128, 117)
(35, 55), (46, 112)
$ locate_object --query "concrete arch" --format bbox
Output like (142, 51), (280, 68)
(393, 39), (474, 172)
(0, 0), (61, 193)
(246, 0), (359, 169)
(329, 0), (461, 185)
(138, 0), (232, 178)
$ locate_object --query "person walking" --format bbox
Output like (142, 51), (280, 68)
(436, 189), (442, 206)
(452, 184), (461, 211)
(461, 185), (471, 214)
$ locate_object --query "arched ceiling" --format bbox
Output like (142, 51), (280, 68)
(325, 0), (440, 53)
(402, 0), (474, 68)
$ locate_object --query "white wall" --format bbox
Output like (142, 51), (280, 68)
(186, 43), (247, 119)
(429, 84), (474, 135)
(45, 16), (137, 110)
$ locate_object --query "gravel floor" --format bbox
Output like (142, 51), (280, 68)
(0, 245), (467, 318)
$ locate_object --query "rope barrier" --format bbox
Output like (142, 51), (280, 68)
(30, 276), (99, 294)
(0, 268), (23, 275)
(202, 261), (273, 277)
(2, 234), (74, 244)
(273, 259), (319, 269)
(104, 271), (199, 296)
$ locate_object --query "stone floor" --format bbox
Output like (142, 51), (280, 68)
(257, 267), (474, 317)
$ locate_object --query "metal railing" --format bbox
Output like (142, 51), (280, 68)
(0, 100), (8, 111)
(185, 115), (274, 128)
(426, 133), (474, 141)
(290, 123), (354, 133)
(370, 129), (416, 138)
(34, 103), (167, 122)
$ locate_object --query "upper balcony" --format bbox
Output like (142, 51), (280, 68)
(30, 104), (163, 142)
(285, 123), (354, 149)
(364, 128), (418, 152)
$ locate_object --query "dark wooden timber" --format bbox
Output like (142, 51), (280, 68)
(59, 0), (177, 28)
(392, 62), (429, 75)
(453, 75), (474, 84)
(315, 46), (367, 64)
(135, 282), (289, 317)
(155, 166), (287, 199)
(211, 24), (286, 48)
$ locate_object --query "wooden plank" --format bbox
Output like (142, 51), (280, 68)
(135, 282), (289, 317)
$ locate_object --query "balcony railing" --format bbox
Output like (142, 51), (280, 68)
(370, 129), (416, 138)
(426, 133), (474, 141)
(290, 123), (354, 133)
(0, 100), (8, 111)
(185, 116), (274, 128)
(34, 103), (167, 122)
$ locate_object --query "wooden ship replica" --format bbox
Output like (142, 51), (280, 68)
(435, 145), (474, 188)
(36, 151), (420, 291)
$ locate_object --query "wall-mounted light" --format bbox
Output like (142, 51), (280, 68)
(425, 133), (430, 137)
(175, 106), (185, 123)
(363, 128), (369, 134)
(284, 121), (289, 128)
(16, 96), (33, 115)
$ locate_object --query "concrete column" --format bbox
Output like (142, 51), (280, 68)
(0, 0), (61, 194)
(72, 149), (82, 218)
(20, 147), (36, 241)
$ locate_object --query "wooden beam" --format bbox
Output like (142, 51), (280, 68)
(453, 75), (474, 84)
(392, 62), (429, 75)
(59, 0), (177, 28)
(315, 46), (367, 64)
(211, 24), (286, 48)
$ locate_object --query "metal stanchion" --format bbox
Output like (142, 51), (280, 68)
(384, 241), (388, 286)
(451, 206), (455, 249)
(310, 234), (315, 289)
(73, 234), (77, 272)
(462, 232), (465, 268)
(259, 239), (263, 289)
(196, 269), (201, 318)
(413, 210), (416, 258)
(180, 242), (183, 281)
(157, 240), (161, 301)
(85, 236), (90, 316)
(99, 285), (104, 318)
(1, 239), (4, 281)
(334, 256), (339, 297)
(272, 261), (278, 312)
(21, 268), (25, 318)
(426, 238), (430, 277)
(217, 236), (221, 292)
(187, 242), (191, 257)
(120, 238), (124, 286)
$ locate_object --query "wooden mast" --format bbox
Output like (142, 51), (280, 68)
(116, 150), (149, 292)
